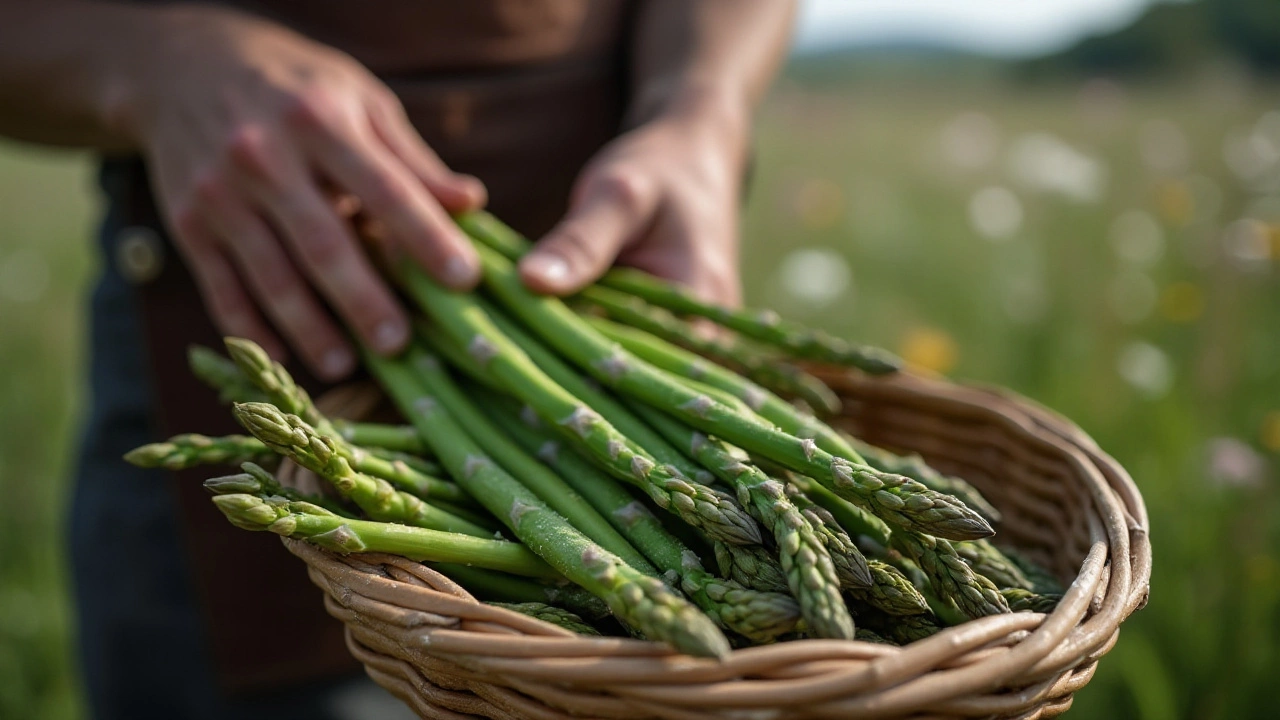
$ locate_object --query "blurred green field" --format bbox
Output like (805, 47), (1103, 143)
(2, 65), (1278, 719)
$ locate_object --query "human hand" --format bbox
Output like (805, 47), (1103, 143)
(518, 100), (747, 307)
(121, 6), (484, 379)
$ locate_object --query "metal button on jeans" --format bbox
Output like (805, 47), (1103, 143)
(115, 225), (165, 285)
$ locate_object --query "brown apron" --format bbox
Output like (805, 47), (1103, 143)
(120, 0), (633, 693)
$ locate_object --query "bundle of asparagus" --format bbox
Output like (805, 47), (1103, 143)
(126, 211), (1063, 659)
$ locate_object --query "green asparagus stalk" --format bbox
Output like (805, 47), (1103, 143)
(457, 211), (901, 374)
(212, 493), (556, 576)
(952, 540), (1034, 591)
(472, 385), (801, 643)
(598, 267), (902, 374)
(487, 602), (601, 635)
(712, 542), (790, 594)
(889, 531), (1010, 620)
(849, 559), (930, 616)
(232, 402), (493, 538)
(590, 322), (1003, 547)
(428, 564), (611, 620)
(782, 472), (892, 547)
(342, 445), (470, 504)
(470, 244), (990, 542)
(579, 285), (841, 415)
(844, 436), (1001, 524)
(202, 462), (353, 517)
(587, 316), (830, 439)
(999, 546), (1065, 595)
(188, 345), (268, 404)
(357, 446), (441, 477)
(224, 338), (329, 431)
(332, 420), (430, 455)
(222, 338), (474, 506)
(476, 302), (713, 485)
(125, 434), (274, 470)
(592, 320), (1003, 577)
(399, 269), (761, 547)
(404, 347), (656, 575)
(854, 627), (896, 645)
(1000, 588), (1063, 613)
(855, 605), (942, 645)
(366, 349), (731, 658)
(782, 481), (876, 590)
(624, 402), (855, 638)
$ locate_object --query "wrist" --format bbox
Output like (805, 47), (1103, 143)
(627, 82), (752, 168)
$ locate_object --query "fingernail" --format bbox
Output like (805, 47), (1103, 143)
(374, 320), (408, 353)
(321, 347), (355, 379)
(524, 254), (570, 285)
(443, 255), (478, 288)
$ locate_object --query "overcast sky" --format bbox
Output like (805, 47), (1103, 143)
(793, 0), (1161, 57)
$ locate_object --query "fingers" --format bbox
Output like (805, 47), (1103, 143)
(225, 124), (412, 359)
(521, 167), (659, 295)
(196, 183), (355, 379)
(168, 211), (285, 361)
(366, 95), (487, 213)
(289, 98), (481, 290)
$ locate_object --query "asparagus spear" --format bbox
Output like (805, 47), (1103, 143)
(487, 602), (601, 635)
(206, 462), (487, 530)
(225, 338), (329, 430)
(999, 546), (1065, 595)
(356, 446), (441, 477)
(598, 267), (902, 373)
(125, 434), (275, 471)
(211, 493), (556, 576)
(782, 482), (876, 590)
(850, 560), (930, 616)
(1000, 588), (1063, 613)
(366, 349), (731, 658)
(855, 605), (942, 645)
(952, 539), (1034, 591)
(233, 402), (493, 538)
(203, 462), (353, 517)
(593, 319), (999, 562)
(783, 472), (891, 546)
(889, 531), (1010, 620)
(475, 302), (712, 485)
(471, 244), (990, 542)
(222, 338), (475, 507)
(712, 542), (789, 594)
(844, 436), (1001, 524)
(188, 345), (267, 404)
(428, 563), (611, 621)
(332, 420), (430, 455)
(457, 211), (900, 374)
(854, 628), (896, 645)
(187, 345), (429, 458)
(624, 402), (855, 639)
(579, 285), (841, 415)
(404, 347), (656, 575)
(473, 385), (801, 643)
(587, 316), (831, 440)
(399, 269), (761, 547)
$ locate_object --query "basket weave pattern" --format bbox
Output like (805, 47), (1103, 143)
(280, 370), (1151, 719)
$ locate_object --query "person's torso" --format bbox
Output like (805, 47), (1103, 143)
(222, 0), (633, 77)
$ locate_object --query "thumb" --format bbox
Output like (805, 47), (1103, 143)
(520, 169), (658, 295)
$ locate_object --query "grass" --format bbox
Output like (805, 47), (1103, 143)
(1, 63), (1278, 719)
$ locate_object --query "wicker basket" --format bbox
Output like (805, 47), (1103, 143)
(277, 369), (1151, 719)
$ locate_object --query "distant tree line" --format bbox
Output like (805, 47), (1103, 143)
(1021, 0), (1280, 77)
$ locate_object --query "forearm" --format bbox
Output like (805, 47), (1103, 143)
(626, 0), (796, 139)
(0, 1), (166, 150)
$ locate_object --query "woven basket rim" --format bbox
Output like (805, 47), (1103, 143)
(275, 369), (1150, 719)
